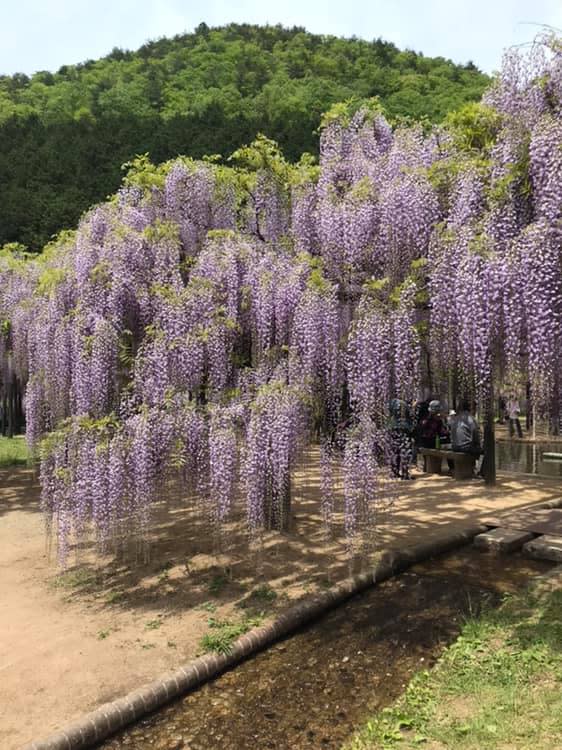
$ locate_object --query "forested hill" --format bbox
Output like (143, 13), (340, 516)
(0, 23), (489, 250)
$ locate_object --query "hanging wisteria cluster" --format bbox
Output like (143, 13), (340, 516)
(1, 35), (561, 563)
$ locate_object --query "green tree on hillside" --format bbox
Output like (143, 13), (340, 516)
(0, 23), (489, 250)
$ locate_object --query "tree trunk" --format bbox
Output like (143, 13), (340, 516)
(482, 387), (496, 486)
(279, 475), (292, 532)
(1, 376), (25, 437)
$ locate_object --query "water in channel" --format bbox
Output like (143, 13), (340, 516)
(496, 440), (562, 476)
(98, 549), (551, 750)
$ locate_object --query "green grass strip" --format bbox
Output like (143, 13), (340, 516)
(346, 581), (562, 750)
(199, 615), (263, 656)
(0, 435), (29, 467)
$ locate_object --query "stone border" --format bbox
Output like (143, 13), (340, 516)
(535, 497), (562, 510)
(21, 520), (507, 750)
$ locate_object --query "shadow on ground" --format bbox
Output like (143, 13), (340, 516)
(4, 447), (559, 622)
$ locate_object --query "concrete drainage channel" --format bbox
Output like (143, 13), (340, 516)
(24, 499), (562, 750)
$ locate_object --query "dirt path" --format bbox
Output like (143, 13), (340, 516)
(1, 462), (560, 749)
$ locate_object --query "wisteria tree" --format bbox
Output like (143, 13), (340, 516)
(1, 34), (561, 565)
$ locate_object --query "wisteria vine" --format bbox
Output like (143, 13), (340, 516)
(1, 35), (561, 564)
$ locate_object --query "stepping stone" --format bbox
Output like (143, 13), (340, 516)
(523, 535), (562, 563)
(474, 527), (533, 553)
(480, 508), (562, 536)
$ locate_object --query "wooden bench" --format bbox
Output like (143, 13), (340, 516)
(419, 448), (477, 480)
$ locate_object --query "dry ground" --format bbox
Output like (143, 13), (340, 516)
(1, 452), (561, 749)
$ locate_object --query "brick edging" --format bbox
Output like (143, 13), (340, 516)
(22, 522), (491, 750)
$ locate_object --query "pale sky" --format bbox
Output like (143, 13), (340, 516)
(1, 0), (561, 77)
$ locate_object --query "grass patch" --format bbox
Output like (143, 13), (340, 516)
(145, 618), (162, 630)
(157, 560), (175, 583)
(207, 573), (230, 596)
(199, 615), (263, 655)
(236, 583), (278, 611)
(0, 435), (28, 467)
(346, 583), (562, 750)
(104, 590), (124, 605)
(51, 567), (97, 590)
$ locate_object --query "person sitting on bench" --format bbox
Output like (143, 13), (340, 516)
(419, 400), (449, 449)
(450, 400), (481, 460)
(419, 400), (449, 471)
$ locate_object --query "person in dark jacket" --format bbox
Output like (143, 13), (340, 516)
(419, 400), (449, 449)
(388, 398), (414, 480)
